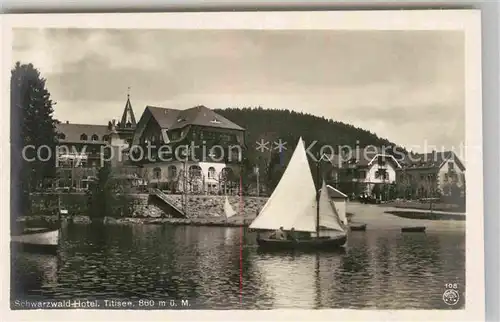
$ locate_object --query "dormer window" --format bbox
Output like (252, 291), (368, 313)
(210, 118), (221, 124)
(91, 134), (99, 141)
(80, 134), (88, 141)
(177, 118), (186, 123)
(58, 133), (66, 140)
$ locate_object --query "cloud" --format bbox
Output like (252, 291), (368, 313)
(12, 28), (465, 152)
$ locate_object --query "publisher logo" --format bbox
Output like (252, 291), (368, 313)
(442, 289), (460, 306)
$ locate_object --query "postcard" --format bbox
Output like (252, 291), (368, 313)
(1, 9), (484, 321)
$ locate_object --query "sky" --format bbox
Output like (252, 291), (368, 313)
(12, 28), (465, 153)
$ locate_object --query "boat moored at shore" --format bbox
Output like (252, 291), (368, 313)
(11, 228), (59, 255)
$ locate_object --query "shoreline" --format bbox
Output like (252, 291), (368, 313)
(14, 207), (466, 229)
(384, 210), (465, 221)
(382, 201), (465, 214)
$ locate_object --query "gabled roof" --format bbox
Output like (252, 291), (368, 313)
(328, 146), (400, 168)
(146, 105), (245, 131)
(401, 151), (465, 171)
(56, 123), (110, 143)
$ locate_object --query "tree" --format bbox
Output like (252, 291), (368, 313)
(265, 151), (285, 192)
(87, 162), (116, 221)
(11, 62), (59, 221)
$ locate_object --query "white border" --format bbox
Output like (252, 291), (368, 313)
(0, 10), (484, 322)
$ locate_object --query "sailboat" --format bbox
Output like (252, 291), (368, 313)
(249, 137), (347, 250)
(224, 196), (237, 220)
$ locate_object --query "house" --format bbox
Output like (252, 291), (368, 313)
(130, 105), (246, 194)
(54, 93), (138, 190)
(327, 147), (401, 199)
(396, 150), (465, 199)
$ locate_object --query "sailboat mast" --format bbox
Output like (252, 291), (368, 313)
(316, 155), (320, 234)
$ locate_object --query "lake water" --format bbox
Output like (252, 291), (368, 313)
(11, 221), (465, 310)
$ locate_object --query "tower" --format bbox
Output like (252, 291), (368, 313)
(117, 87), (137, 130)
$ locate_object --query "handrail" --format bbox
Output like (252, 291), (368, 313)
(152, 189), (185, 216)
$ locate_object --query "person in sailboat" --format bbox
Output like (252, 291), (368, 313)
(270, 226), (287, 240)
(287, 228), (298, 241)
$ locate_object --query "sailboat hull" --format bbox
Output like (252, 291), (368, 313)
(11, 228), (59, 255)
(256, 234), (347, 251)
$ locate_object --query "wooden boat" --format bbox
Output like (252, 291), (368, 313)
(349, 223), (367, 231)
(11, 227), (59, 255)
(249, 137), (348, 251)
(11, 196), (63, 255)
(257, 235), (347, 250)
(401, 226), (426, 233)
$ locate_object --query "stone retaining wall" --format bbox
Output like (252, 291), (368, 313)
(165, 194), (268, 219)
(27, 193), (268, 221)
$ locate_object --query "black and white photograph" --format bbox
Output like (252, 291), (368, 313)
(2, 10), (484, 321)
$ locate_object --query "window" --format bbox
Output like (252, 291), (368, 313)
(210, 118), (221, 124)
(58, 133), (66, 140)
(91, 134), (99, 141)
(80, 134), (88, 141)
(358, 170), (366, 179)
(153, 167), (162, 180)
(103, 135), (109, 141)
(167, 165), (177, 179)
(208, 167), (216, 179)
(189, 165), (202, 178)
(220, 167), (233, 181)
(375, 169), (387, 180)
(448, 162), (454, 170)
(444, 173), (449, 181)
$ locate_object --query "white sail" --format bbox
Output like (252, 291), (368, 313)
(224, 196), (236, 218)
(326, 185), (348, 225)
(249, 138), (318, 232)
(317, 181), (345, 232)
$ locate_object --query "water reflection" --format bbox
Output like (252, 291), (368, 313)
(12, 224), (465, 309)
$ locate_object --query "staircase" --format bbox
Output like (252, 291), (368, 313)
(149, 189), (186, 218)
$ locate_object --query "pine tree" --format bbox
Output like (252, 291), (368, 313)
(10, 62), (59, 219)
(87, 162), (115, 221)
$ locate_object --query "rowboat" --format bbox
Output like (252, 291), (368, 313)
(11, 227), (59, 255)
(401, 226), (426, 233)
(349, 223), (367, 231)
(249, 137), (348, 251)
(11, 196), (63, 255)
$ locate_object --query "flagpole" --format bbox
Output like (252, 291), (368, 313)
(256, 166), (260, 197)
